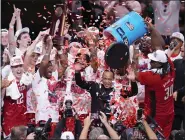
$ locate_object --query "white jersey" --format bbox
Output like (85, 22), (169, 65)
(152, 0), (180, 36)
(32, 70), (59, 123)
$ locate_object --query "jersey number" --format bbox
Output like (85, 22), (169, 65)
(16, 93), (24, 104)
(164, 85), (173, 100)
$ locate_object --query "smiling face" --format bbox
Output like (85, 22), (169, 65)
(11, 65), (24, 80)
(17, 32), (31, 48)
(102, 71), (114, 89)
(44, 62), (53, 79)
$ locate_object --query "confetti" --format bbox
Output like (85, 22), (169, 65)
(47, 11), (51, 15)
(44, 5), (47, 10)
(31, 20), (34, 23)
(43, 16), (46, 20)
(24, 8), (27, 11)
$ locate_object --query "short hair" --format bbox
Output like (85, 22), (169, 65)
(89, 127), (104, 139)
(75, 53), (90, 63)
(11, 125), (27, 140)
(103, 69), (115, 78)
(16, 32), (29, 47)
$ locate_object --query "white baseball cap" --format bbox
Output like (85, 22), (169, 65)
(1, 29), (8, 33)
(171, 32), (184, 42)
(60, 131), (74, 139)
(68, 42), (82, 49)
(148, 50), (167, 63)
(15, 27), (30, 41)
(10, 56), (24, 66)
(88, 26), (99, 35)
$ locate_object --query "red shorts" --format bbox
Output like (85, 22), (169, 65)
(155, 113), (174, 139)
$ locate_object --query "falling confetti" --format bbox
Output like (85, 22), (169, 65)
(24, 8), (27, 11)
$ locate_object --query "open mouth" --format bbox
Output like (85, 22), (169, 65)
(27, 41), (31, 46)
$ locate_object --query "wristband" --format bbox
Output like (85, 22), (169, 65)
(9, 25), (14, 29)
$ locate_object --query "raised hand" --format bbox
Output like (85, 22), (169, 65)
(144, 17), (154, 32)
(99, 111), (107, 124)
(126, 66), (136, 81)
(74, 63), (84, 72)
(13, 5), (21, 18)
(84, 113), (93, 128)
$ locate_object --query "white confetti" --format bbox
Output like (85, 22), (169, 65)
(43, 16), (46, 20)
(24, 8), (27, 11)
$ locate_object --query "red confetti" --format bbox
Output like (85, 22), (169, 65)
(44, 5), (47, 10)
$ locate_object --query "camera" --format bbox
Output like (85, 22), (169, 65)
(169, 40), (178, 50)
(64, 100), (73, 118)
(27, 118), (52, 140)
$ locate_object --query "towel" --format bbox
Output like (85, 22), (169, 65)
(6, 71), (21, 100)
(20, 72), (33, 86)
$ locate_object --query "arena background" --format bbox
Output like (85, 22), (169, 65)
(1, 0), (185, 39)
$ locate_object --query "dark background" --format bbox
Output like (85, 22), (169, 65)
(1, 0), (98, 39)
(1, 0), (184, 40)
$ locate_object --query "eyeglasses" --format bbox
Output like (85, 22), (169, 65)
(163, 5), (167, 12)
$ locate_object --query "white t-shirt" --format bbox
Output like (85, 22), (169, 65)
(32, 70), (59, 123)
(152, 0), (180, 36)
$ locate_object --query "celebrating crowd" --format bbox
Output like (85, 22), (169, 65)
(1, 0), (185, 140)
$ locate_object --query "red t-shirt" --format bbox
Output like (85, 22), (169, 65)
(138, 58), (175, 116)
(2, 82), (28, 135)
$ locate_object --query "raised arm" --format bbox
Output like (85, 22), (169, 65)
(23, 31), (46, 71)
(145, 18), (165, 51)
(79, 114), (92, 139)
(99, 111), (120, 139)
(74, 63), (93, 90)
(142, 119), (158, 139)
(14, 5), (22, 31)
(39, 35), (53, 77)
(8, 10), (17, 56)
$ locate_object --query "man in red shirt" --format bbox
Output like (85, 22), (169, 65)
(2, 56), (29, 137)
(127, 49), (175, 139)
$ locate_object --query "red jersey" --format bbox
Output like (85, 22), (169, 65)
(138, 58), (175, 116)
(2, 82), (28, 136)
